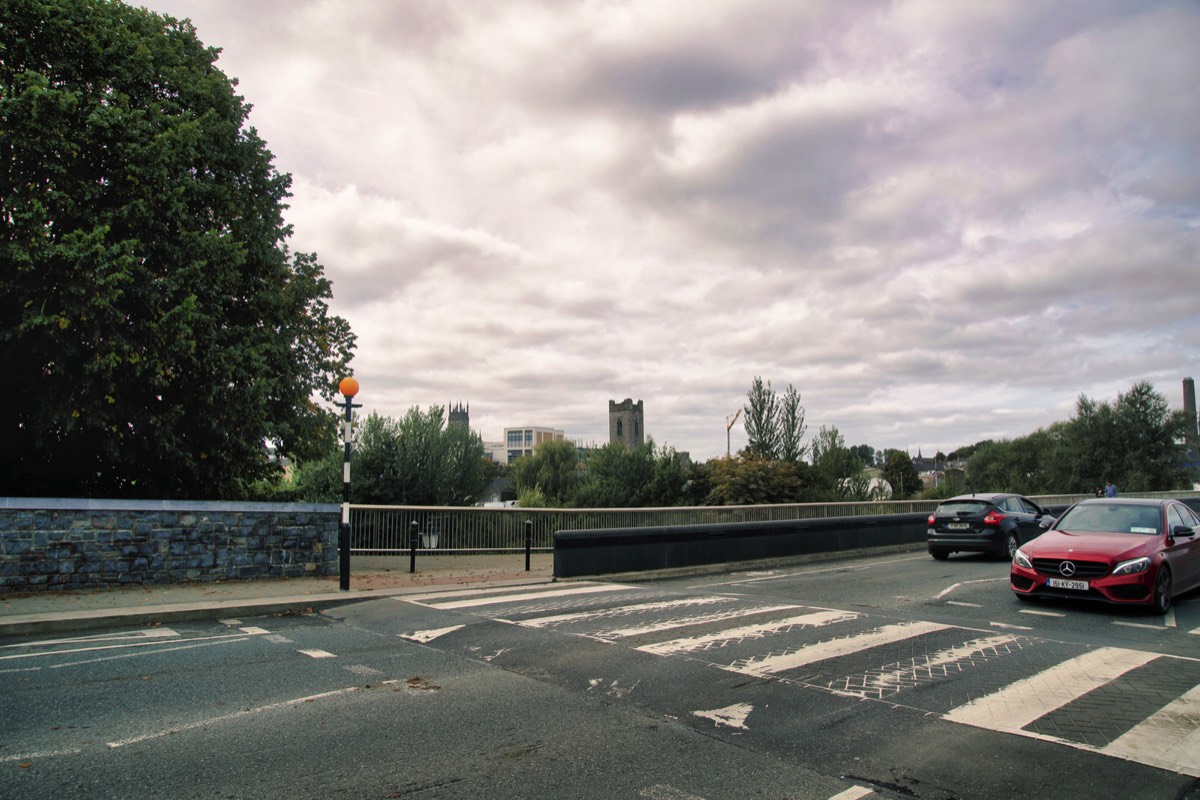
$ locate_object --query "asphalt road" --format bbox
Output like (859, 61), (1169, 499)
(3, 549), (1198, 800)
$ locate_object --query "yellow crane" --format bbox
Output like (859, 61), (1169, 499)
(725, 408), (742, 457)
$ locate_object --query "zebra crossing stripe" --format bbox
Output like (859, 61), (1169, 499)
(601, 605), (803, 639)
(413, 583), (632, 610)
(1101, 683), (1200, 778)
(514, 596), (739, 628)
(724, 620), (950, 677)
(944, 646), (1158, 730)
(637, 610), (859, 656)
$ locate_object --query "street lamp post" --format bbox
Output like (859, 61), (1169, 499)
(338, 377), (361, 591)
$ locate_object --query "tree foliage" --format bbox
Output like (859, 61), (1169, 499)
(288, 408), (489, 506)
(966, 382), (1189, 494)
(574, 439), (689, 508)
(0, 0), (354, 499)
(511, 439), (579, 507)
(810, 425), (872, 499)
(704, 457), (807, 506)
(880, 449), (922, 500)
(742, 377), (806, 461)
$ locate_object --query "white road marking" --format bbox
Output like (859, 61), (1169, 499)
(639, 785), (708, 799)
(402, 625), (465, 643)
(599, 605), (803, 640)
(239, 626), (270, 635)
(48, 637), (248, 669)
(1102, 683), (1200, 778)
(1018, 609), (1065, 617)
(0, 628), (180, 649)
(703, 554), (927, 587)
(298, 649), (336, 659)
(508, 596), (737, 628)
(0, 630), (261, 661)
(989, 621), (1033, 631)
(694, 702), (753, 730)
(107, 686), (362, 748)
(411, 583), (632, 610)
(1190, 627), (1200, 636)
(830, 787), (876, 800)
(0, 748), (83, 763)
(265, 634), (292, 644)
(724, 620), (950, 677)
(844, 634), (1023, 697)
(218, 618), (241, 626)
(344, 664), (384, 676)
(945, 601), (981, 607)
(637, 610), (858, 656)
(944, 647), (1158, 730)
(1113, 621), (1169, 631)
(935, 577), (1008, 599)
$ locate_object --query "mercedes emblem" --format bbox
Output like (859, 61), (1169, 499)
(1059, 561), (1076, 577)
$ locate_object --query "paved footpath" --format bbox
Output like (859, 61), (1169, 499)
(0, 553), (555, 637)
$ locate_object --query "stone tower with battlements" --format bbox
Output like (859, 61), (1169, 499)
(609, 398), (644, 451)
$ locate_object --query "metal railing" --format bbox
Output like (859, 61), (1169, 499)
(350, 499), (940, 554)
(349, 490), (1200, 554)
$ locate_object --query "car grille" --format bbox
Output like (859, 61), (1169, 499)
(1031, 558), (1109, 579)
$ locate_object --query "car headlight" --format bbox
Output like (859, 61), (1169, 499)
(1012, 548), (1032, 569)
(1112, 557), (1151, 576)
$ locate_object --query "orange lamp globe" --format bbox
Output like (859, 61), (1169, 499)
(338, 377), (360, 398)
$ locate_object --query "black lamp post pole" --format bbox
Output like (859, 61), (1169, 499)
(338, 379), (361, 592)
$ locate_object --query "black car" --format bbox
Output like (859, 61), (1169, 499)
(927, 493), (1055, 561)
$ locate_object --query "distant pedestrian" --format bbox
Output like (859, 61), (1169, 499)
(1104, 478), (1118, 498)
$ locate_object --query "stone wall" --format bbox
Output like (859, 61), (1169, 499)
(0, 498), (339, 593)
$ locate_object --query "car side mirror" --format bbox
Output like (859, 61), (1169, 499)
(1039, 518), (1052, 529)
(1171, 525), (1196, 539)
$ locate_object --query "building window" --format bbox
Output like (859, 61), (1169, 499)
(616, 419), (623, 437)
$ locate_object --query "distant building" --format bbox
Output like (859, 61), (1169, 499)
(504, 425), (565, 464)
(609, 398), (644, 452)
(448, 401), (470, 428)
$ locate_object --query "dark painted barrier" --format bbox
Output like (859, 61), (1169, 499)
(553, 512), (931, 578)
(552, 498), (1192, 578)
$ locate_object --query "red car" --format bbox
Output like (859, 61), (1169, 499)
(1010, 497), (1200, 614)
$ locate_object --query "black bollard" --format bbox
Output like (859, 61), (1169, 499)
(525, 519), (532, 571)
(409, 520), (419, 574)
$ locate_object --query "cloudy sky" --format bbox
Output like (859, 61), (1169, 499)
(138, 0), (1199, 461)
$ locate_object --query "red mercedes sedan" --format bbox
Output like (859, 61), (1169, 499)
(1010, 497), (1200, 614)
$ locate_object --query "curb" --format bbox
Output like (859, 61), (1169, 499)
(0, 576), (559, 637)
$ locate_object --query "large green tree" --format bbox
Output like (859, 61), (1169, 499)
(0, 0), (354, 498)
(511, 439), (579, 507)
(880, 449), (922, 500)
(574, 439), (690, 508)
(742, 377), (807, 461)
(287, 408), (490, 506)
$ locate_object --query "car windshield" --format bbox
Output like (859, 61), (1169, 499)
(1058, 504), (1161, 535)
(936, 501), (991, 515)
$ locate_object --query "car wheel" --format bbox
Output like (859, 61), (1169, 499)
(1005, 532), (1020, 561)
(1150, 569), (1172, 615)
(930, 549), (949, 561)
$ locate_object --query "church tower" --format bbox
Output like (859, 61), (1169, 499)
(448, 401), (469, 429)
(609, 398), (644, 451)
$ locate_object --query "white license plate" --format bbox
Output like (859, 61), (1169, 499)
(1047, 577), (1088, 591)
(946, 522), (970, 530)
